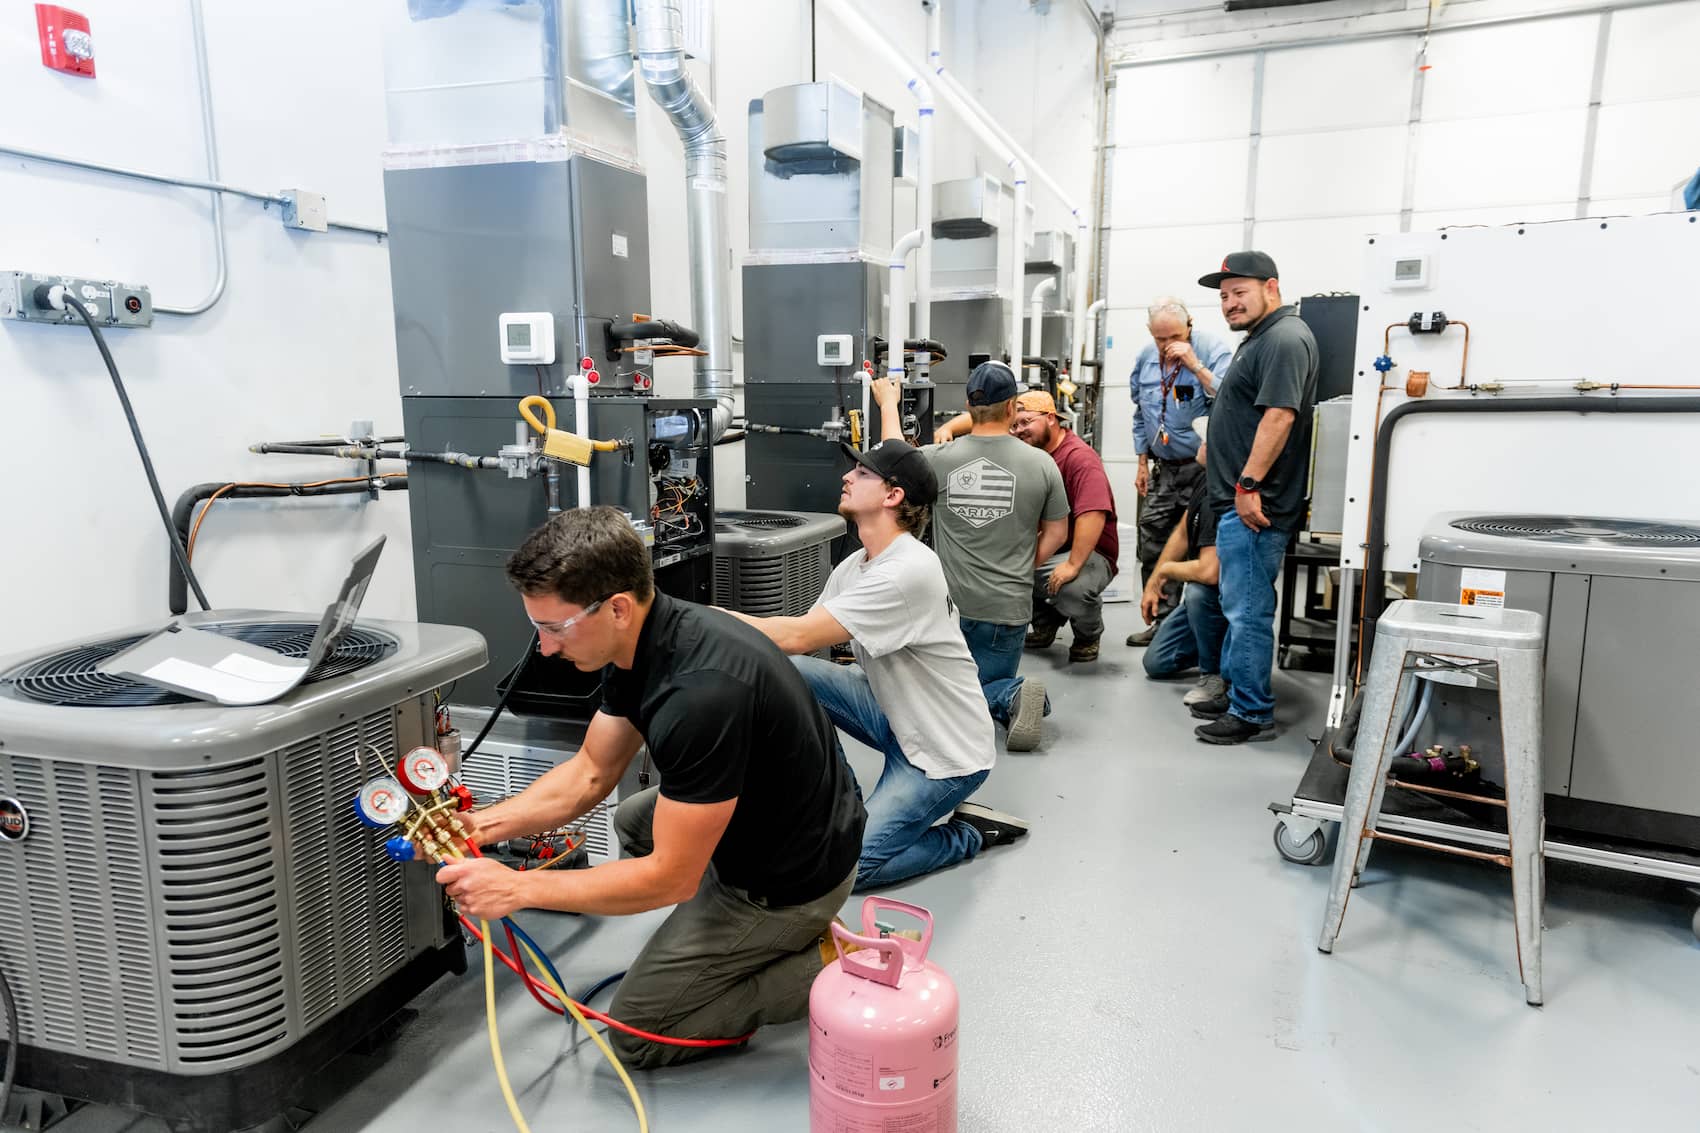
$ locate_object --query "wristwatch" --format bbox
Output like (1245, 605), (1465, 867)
(1235, 474), (1262, 493)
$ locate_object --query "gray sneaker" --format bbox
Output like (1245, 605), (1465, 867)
(1006, 679), (1046, 752)
(1183, 673), (1228, 708)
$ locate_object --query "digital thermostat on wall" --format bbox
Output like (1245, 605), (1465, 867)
(1389, 254), (1430, 289)
(817, 333), (853, 366)
(498, 312), (556, 365)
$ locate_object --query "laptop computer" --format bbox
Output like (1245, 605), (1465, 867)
(99, 536), (386, 706)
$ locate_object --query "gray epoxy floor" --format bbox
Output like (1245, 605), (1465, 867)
(49, 602), (1700, 1133)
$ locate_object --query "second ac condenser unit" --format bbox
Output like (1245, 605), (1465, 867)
(712, 510), (844, 617)
(1416, 514), (1700, 850)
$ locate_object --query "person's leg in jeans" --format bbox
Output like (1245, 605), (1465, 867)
(958, 617), (1037, 724)
(792, 655), (989, 888)
(1186, 581), (1228, 677)
(1212, 513), (1290, 725)
(608, 786), (855, 1069)
(1142, 589), (1200, 678)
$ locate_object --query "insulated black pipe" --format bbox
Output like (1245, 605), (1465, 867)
(871, 337), (950, 363)
(1022, 356), (1059, 388)
(605, 318), (700, 350)
(169, 479), (409, 615)
(1359, 393), (1700, 662)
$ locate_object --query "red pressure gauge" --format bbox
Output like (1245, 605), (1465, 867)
(397, 746), (451, 793)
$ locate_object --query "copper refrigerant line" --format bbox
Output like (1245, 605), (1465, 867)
(1353, 312), (1700, 687)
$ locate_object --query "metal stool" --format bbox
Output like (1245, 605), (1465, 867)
(1317, 599), (1547, 1005)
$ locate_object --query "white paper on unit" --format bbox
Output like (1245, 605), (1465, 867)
(139, 654), (308, 706)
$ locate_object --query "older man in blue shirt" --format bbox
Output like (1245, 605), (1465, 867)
(1127, 298), (1234, 647)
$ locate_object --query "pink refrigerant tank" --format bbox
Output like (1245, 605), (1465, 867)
(809, 897), (959, 1133)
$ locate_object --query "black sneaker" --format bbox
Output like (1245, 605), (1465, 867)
(954, 802), (1030, 848)
(1194, 714), (1274, 745)
(1188, 694), (1230, 720)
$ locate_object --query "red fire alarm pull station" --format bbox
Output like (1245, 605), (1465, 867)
(37, 5), (96, 78)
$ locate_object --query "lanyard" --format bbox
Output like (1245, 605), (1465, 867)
(1156, 360), (1184, 446)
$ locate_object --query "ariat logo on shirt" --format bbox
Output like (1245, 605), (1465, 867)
(946, 457), (1016, 528)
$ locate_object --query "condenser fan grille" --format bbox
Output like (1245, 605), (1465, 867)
(716, 511), (808, 532)
(0, 622), (399, 707)
(1450, 516), (1700, 547)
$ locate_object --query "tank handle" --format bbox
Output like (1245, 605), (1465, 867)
(859, 896), (933, 964)
(829, 922), (906, 988)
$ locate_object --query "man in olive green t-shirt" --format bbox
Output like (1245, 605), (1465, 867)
(874, 362), (1067, 751)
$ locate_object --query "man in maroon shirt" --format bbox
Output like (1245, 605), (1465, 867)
(1012, 391), (1120, 662)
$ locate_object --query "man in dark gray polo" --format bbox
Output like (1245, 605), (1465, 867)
(1191, 251), (1320, 745)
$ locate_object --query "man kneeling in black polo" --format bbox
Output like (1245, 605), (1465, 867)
(436, 507), (865, 1068)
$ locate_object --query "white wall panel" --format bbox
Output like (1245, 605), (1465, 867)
(1106, 223), (1244, 309)
(1256, 127), (1407, 219)
(1411, 110), (1589, 210)
(1420, 16), (1597, 120)
(1601, 3), (1700, 103)
(1115, 56), (1257, 145)
(1261, 38), (1418, 133)
(1589, 194), (1689, 216)
(1590, 99), (1700, 200)
(1252, 215), (1402, 296)
(1112, 139), (1250, 226)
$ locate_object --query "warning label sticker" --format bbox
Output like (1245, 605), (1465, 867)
(1459, 567), (1506, 608)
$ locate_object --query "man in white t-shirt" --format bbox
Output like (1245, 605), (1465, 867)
(726, 439), (1029, 889)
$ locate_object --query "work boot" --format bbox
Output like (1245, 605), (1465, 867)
(1024, 622), (1059, 650)
(953, 802), (1031, 848)
(1183, 673), (1228, 708)
(1068, 634), (1100, 663)
(1125, 622), (1157, 648)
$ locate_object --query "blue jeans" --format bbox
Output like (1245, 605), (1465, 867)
(1214, 511), (1290, 724)
(958, 617), (1051, 725)
(1143, 582), (1228, 679)
(792, 655), (989, 890)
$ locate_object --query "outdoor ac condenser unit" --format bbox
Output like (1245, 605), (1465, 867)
(712, 510), (844, 617)
(1417, 514), (1700, 850)
(0, 610), (485, 1133)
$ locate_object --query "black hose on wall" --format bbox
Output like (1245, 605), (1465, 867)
(168, 479), (409, 615)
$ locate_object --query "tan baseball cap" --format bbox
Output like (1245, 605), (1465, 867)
(1015, 389), (1057, 415)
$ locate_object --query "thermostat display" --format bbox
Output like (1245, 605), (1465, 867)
(1389, 255), (1430, 289)
(499, 312), (556, 364)
(817, 333), (853, 367)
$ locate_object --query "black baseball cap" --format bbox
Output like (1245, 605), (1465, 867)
(1198, 250), (1280, 289)
(840, 439), (938, 507)
(966, 359), (1019, 406)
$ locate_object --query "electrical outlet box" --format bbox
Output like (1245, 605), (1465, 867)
(280, 190), (328, 233)
(0, 271), (153, 328)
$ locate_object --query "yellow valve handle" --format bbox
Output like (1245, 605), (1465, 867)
(518, 396), (556, 435)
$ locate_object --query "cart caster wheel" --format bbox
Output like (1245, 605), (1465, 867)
(1274, 818), (1328, 866)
